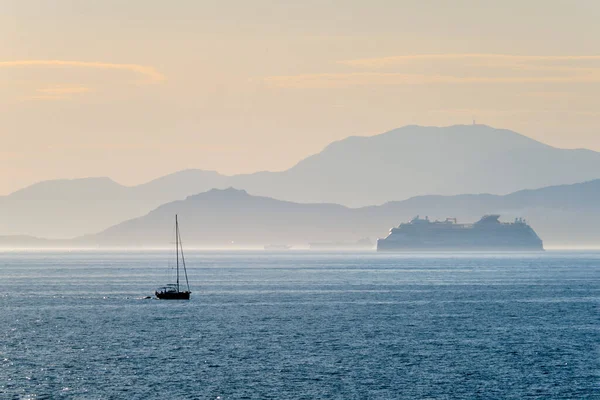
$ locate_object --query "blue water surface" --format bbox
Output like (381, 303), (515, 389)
(0, 251), (598, 399)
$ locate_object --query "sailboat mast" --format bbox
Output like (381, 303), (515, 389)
(176, 214), (179, 292)
(178, 226), (190, 292)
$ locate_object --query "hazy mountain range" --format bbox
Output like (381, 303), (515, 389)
(3, 124), (600, 239)
(6, 178), (598, 249)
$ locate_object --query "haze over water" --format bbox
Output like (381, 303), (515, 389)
(1, 251), (597, 399)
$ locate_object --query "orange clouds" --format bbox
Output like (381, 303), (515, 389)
(265, 54), (600, 88)
(340, 54), (600, 68)
(0, 60), (165, 83)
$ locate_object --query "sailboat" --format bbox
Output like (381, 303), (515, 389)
(155, 215), (191, 300)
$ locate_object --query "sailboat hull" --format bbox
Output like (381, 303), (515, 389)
(155, 291), (191, 300)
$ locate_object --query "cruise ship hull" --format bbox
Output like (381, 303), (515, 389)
(377, 242), (544, 252)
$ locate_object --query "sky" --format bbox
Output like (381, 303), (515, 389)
(2, 0), (600, 195)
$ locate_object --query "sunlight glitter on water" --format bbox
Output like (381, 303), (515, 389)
(0, 251), (598, 399)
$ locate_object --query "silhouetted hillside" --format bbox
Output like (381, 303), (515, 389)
(0, 173), (229, 239)
(81, 181), (600, 248)
(243, 124), (600, 206)
(87, 188), (359, 246)
(0, 235), (68, 248)
(4, 125), (600, 238)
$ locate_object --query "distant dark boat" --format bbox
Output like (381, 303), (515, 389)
(155, 215), (191, 300)
(264, 244), (292, 251)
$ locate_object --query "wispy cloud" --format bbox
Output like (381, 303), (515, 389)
(340, 54), (600, 68)
(37, 85), (92, 95)
(0, 60), (165, 83)
(265, 54), (600, 88)
(21, 86), (93, 101)
(2, 60), (164, 101)
(265, 72), (600, 89)
(21, 95), (68, 102)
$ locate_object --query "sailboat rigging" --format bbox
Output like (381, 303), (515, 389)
(155, 215), (191, 300)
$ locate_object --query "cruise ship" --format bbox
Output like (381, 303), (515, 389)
(377, 215), (543, 252)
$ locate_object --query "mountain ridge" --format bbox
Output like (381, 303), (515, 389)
(2, 124), (579, 195)
(77, 178), (600, 248)
(3, 124), (600, 238)
(2, 178), (600, 248)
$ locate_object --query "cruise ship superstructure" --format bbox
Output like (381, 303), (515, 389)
(377, 215), (543, 251)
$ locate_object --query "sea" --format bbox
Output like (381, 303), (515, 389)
(0, 250), (598, 399)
